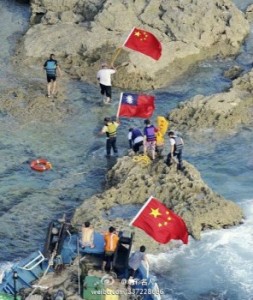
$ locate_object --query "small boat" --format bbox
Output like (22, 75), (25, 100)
(0, 218), (161, 300)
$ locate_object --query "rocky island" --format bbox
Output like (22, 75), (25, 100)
(2, 0), (253, 298)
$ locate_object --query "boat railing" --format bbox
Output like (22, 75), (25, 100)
(18, 251), (46, 271)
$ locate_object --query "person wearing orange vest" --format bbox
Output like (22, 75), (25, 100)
(102, 226), (119, 272)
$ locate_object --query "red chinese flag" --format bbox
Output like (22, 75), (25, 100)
(118, 92), (155, 118)
(130, 196), (188, 244)
(124, 27), (162, 60)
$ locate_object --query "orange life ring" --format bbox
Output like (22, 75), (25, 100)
(30, 159), (52, 172)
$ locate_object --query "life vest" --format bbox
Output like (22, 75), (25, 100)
(45, 60), (57, 76)
(144, 125), (156, 142)
(107, 122), (117, 138)
(104, 232), (119, 252)
(131, 128), (143, 141)
(173, 136), (184, 152)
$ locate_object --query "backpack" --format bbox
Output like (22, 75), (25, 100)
(174, 136), (184, 152)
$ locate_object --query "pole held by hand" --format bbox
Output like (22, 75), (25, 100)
(111, 47), (123, 66)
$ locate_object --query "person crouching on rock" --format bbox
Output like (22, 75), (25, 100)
(128, 128), (144, 154)
(166, 131), (184, 171)
(80, 221), (95, 248)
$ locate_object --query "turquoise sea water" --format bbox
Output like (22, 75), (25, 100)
(1, 1), (253, 299)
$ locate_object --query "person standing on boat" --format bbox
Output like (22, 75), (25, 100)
(43, 53), (62, 98)
(165, 131), (184, 171)
(128, 245), (149, 278)
(99, 117), (120, 158)
(80, 221), (95, 248)
(102, 226), (119, 272)
(97, 63), (116, 104)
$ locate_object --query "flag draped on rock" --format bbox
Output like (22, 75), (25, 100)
(123, 27), (162, 60)
(118, 92), (155, 118)
(130, 196), (189, 244)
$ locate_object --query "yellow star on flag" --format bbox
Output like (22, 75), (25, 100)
(134, 31), (141, 37)
(150, 208), (162, 218)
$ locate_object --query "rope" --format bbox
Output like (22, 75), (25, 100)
(132, 155), (151, 166)
(27, 251), (56, 298)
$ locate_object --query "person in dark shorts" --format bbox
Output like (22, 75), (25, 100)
(43, 54), (62, 98)
(166, 131), (184, 171)
(97, 63), (116, 104)
(102, 226), (119, 272)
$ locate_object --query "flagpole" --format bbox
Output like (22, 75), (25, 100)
(122, 27), (136, 46)
(129, 196), (153, 226)
(116, 92), (123, 118)
(110, 27), (136, 66)
(110, 47), (123, 66)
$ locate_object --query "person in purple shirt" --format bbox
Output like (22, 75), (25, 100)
(143, 119), (157, 160)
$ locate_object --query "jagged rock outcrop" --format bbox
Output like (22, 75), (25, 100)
(19, 0), (249, 90)
(168, 69), (253, 136)
(73, 156), (243, 246)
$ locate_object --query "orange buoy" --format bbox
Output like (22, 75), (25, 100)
(30, 159), (52, 172)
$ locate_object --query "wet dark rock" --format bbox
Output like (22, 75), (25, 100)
(223, 65), (243, 80)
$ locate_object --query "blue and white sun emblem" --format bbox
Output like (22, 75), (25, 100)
(126, 95), (134, 104)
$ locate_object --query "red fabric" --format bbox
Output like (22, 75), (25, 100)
(131, 197), (188, 244)
(124, 28), (162, 60)
(118, 92), (155, 118)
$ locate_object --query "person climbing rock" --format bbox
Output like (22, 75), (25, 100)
(128, 128), (144, 153)
(166, 131), (184, 171)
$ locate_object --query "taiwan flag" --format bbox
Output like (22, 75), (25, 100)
(124, 27), (162, 60)
(118, 92), (155, 118)
(130, 196), (188, 244)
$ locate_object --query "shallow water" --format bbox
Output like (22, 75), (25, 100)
(1, 0), (253, 299)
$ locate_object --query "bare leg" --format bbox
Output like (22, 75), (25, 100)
(52, 81), (57, 95)
(151, 149), (155, 160)
(143, 142), (147, 156)
(47, 82), (52, 97)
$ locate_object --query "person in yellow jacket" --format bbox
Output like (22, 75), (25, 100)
(102, 226), (119, 272)
(99, 117), (120, 158)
